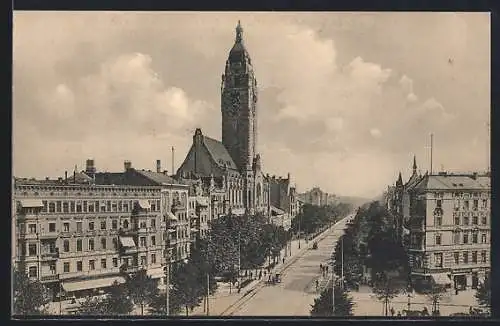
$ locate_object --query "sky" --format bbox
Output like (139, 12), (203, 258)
(13, 12), (490, 198)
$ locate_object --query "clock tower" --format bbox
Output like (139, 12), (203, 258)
(221, 21), (258, 172)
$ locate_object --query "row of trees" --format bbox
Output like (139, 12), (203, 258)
(290, 202), (353, 236)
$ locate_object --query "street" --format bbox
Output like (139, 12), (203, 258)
(221, 215), (351, 316)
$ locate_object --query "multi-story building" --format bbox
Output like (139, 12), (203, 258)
(182, 178), (211, 243)
(266, 174), (298, 231)
(13, 159), (189, 300)
(407, 172), (491, 291)
(297, 187), (332, 207)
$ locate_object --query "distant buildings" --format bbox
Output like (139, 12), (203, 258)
(298, 187), (336, 207)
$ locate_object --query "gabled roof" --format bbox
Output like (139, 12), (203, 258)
(134, 169), (178, 185)
(413, 174), (490, 191)
(202, 136), (238, 170)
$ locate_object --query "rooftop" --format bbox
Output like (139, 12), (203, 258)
(413, 173), (490, 191)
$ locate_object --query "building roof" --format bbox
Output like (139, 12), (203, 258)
(202, 136), (238, 170)
(134, 169), (178, 185)
(413, 173), (490, 191)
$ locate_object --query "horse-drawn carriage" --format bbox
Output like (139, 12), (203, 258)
(267, 273), (282, 285)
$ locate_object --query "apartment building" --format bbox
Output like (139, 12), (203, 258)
(407, 172), (490, 291)
(13, 159), (190, 300)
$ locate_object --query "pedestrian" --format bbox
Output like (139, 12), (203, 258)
(250, 271), (253, 279)
(320, 263), (323, 271)
(390, 307), (395, 316)
(282, 257), (285, 264)
(315, 279), (319, 291)
(245, 270), (248, 278)
(259, 271), (262, 279)
(397, 311), (401, 317)
(264, 271), (267, 277)
(326, 266), (329, 273)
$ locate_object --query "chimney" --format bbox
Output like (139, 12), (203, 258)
(58, 177), (63, 183)
(86, 159), (95, 175)
(287, 173), (290, 180)
(163, 170), (168, 175)
(45, 177), (49, 181)
(65, 171), (68, 183)
(156, 160), (161, 173)
(472, 172), (478, 180)
(124, 160), (132, 171)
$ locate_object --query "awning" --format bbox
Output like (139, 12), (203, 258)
(119, 236), (136, 247)
(167, 212), (178, 221)
(19, 199), (44, 208)
(196, 198), (209, 206)
(146, 267), (165, 279)
(271, 206), (285, 216)
(138, 199), (151, 210)
(62, 276), (126, 292)
(432, 273), (452, 285)
(191, 228), (199, 232)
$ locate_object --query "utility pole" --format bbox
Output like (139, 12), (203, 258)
(171, 146), (175, 176)
(341, 236), (344, 289)
(332, 260), (335, 316)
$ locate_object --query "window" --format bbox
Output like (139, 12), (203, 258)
(28, 224), (36, 234)
(140, 237), (146, 247)
(101, 259), (107, 269)
(49, 223), (56, 232)
(481, 251), (487, 263)
(151, 219), (156, 228)
(140, 221), (147, 228)
(472, 232), (478, 244)
(100, 221), (106, 230)
(463, 232), (469, 244)
(95, 201), (100, 212)
(70, 201), (75, 212)
(76, 222), (82, 232)
(63, 223), (70, 232)
(62, 240), (69, 252)
(29, 266), (37, 278)
(454, 252), (460, 265)
(49, 202), (55, 213)
(101, 238), (106, 250)
(454, 215), (460, 225)
(112, 202), (117, 212)
(123, 220), (129, 229)
(42, 201), (48, 212)
(472, 251), (478, 263)
(472, 215), (478, 225)
(463, 215), (469, 226)
(89, 239), (94, 251)
(140, 256), (147, 266)
(454, 199), (460, 210)
(77, 261), (83, 271)
(482, 199), (488, 209)
(464, 201), (470, 210)
(83, 201), (88, 212)
(88, 203), (94, 213)
(89, 222), (94, 231)
(151, 236), (156, 246)
(151, 253), (156, 264)
(64, 262), (70, 273)
(76, 202), (82, 213)
(463, 252), (469, 264)
(56, 201), (62, 212)
(435, 234), (442, 245)
(123, 203), (129, 212)
(118, 201), (122, 212)
(112, 220), (118, 229)
(113, 258), (118, 267)
(481, 233), (487, 243)
(112, 238), (118, 249)
(473, 199), (478, 210)
(89, 260), (95, 270)
(63, 202), (69, 213)
(481, 215), (487, 225)
(76, 239), (82, 252)
(107, 201), (111, 212)
(436, 199), (442, 208)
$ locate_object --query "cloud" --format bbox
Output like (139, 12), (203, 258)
(13, 12), (490, 198)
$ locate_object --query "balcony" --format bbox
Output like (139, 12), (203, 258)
(119, 246), (138, 255)
(119, 228), (137, 236)
(41, 251), (59, 260)
(39, 232), (59, 239)
(40, 274), (59, 282)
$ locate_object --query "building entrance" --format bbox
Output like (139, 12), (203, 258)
(454, 274), (467, 290)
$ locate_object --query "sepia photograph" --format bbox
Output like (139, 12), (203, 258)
(12, 11), (490, 318)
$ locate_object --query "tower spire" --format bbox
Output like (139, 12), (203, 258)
(412, 155), (417, 175)
(396, 172), (403, 187)
(235, 20), (243, 43)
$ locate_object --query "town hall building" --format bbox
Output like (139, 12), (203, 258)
(176, 21), (295, 223)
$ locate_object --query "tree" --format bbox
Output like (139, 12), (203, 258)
(149, 291), (182, 316)
(13, 268), (51, 315)
(78, 296), (109, 315)
(310, 285), (354, 317)
(371, 273), (401, 316)
(332, 234), (363, 288)
(170, 261), (203, 316)
(127, 269), (159, 315)
(475, 275), (490, 310)
(104, 281), (134, 315)
(423, 284), (446, 315)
